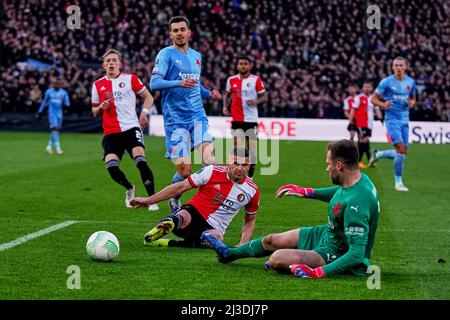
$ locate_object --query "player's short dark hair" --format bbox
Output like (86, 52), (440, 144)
(237, 56), (252, 65)
(229, 147), (249, 159)
(102, 49), (122, 62)
(169, 16), (190, 30)
(327, 140), (359, 170)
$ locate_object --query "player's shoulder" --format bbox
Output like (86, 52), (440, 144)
(188, 47), (201, 56)
(244, 177), (259, 192)
(93, 75), (108, 84)
(228, 74), (240, 81)
(404, 74), (415, 83)
(156, 46), (174, 57)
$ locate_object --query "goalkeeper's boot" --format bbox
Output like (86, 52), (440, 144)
(144, 219), (175, 245)
(46, 145), (53, 154)
(56, 148), (64, 155)
(368, 149), (378, 167)
(395, 183), (409, 192)
(168, 197), (181, 214)
(125, 185), (135, 208)
(200, 231), (236, 264)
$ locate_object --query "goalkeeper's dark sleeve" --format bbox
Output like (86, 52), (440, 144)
(312, 186), (340, 203)
(322, 244), (366, 277)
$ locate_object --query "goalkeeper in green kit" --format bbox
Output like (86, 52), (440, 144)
(201, 139), (380, 278)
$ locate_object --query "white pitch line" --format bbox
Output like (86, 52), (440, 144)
(0, 220), (78, 252)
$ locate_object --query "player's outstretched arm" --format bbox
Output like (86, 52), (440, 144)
(130, 179), (193, 208)
(276, 184), (339, 203)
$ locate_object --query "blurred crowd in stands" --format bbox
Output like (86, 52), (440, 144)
(1, 0), (449, 121)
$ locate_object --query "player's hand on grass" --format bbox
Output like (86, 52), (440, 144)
(275, 184), (315, 199)
(290, 264), (325, 279)
(180, 79), (196, 88)
(210, 90), (221, 101)
(130, 197), (149, 208)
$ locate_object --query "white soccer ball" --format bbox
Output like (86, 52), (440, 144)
(86, 231), (120, 261)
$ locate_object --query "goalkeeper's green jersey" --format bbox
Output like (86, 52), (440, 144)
(313, 173), (380, 276)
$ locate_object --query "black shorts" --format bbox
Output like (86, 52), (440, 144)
(358, 127), (372, 138)
(231, 121), (258, 140)
(173, 204), (214, 241)
(347, 122), (357, 132)
(102, 127), (145, 160)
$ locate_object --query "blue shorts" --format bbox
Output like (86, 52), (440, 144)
(164, 120), (214, 159)
(386, 121), (409, 147)
(49, 111), (63, 129)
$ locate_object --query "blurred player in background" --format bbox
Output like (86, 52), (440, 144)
(349, 81), (383, 168)
(149, 16), (221, 213)
(37, 78), (70, 154)
(342, 84), (358, 141)
(202, 140), (380, 279)
(369, 57), (416, 191)
(223, 56), (267, 179)
(131, 148), (260, 249)
(91, 49), (159, 210)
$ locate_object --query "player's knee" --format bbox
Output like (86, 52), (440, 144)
(178, 166), (191, 178)
(262, 234), (277, 251)
(133, 155), (147, 167)
(268, 250), (285, 269)
(105, 159), (120, 170)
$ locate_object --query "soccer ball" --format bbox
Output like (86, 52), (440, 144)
(86, 231), (120, 261)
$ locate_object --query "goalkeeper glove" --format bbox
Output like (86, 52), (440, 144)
(275, 184), (315, 199)
(290, 264), (325, 279)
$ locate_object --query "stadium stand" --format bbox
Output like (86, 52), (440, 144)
(0, 0), (448, 124)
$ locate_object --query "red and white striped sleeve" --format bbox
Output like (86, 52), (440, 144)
(91, 83), (100, 107)
(255, 77), (266, 94)
(225, 77), (232, 94)
(244, 187), (260, 214)
(187, 165), (214, 188)
(131, 74), (146, 94)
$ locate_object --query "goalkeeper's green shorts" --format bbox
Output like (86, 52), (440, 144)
(297, 225), (342, 264)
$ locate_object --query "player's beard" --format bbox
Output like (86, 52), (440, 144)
(331, 173), (342, 185)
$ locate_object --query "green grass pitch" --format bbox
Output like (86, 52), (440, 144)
(0, 131), (449, 299)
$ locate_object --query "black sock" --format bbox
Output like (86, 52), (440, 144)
(248, 164), (256, 178)
(365, 142), (371, 162)
(134, 156), (155, 196)
(106, 160), (133, 190)
(161, 214), (183, 230)
(357, 142), (364, 162)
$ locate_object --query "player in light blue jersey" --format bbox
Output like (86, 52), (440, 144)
(369, 57), (416, 191)
(37, 78), (71, 154)
(150, 16), (221, 212)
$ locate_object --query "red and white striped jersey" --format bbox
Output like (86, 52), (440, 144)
(186, 165), (260, 234)
(353, 93), (375, 129)
(343, 95), (356, 124)
(225, 74), (266, 123)
(91, 73), (146, 136)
